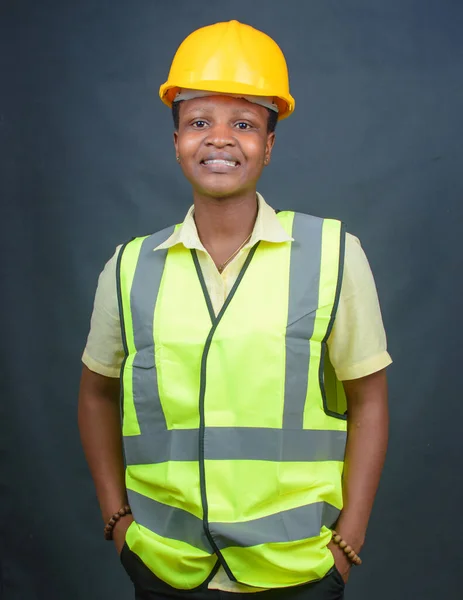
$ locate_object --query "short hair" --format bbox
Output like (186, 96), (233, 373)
(172, 101), (278, 133)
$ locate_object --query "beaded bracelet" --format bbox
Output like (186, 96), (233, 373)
(331, 530), (362, 566)
(104, 505), (132, 541)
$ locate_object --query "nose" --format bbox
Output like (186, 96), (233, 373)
(205, 123), (236, 148)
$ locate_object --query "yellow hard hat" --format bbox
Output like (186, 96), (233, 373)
(159, 20), (295, 120)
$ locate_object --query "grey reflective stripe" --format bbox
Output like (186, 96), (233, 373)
(212, 502), (340, 549)
(128, 228), (174, 432)
(205, 427), (346, 462)
(124, 428), (199, 464)
(127, 489), (213, 553)
(283, 214), (324, 429)
(124, 427), (346, 465)
(129, 488), (340, 551)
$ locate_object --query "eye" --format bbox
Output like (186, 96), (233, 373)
(235, 122), (252, 130)
(192, 120), (207, 128)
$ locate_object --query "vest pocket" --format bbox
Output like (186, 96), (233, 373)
(322, 349), (347, 419)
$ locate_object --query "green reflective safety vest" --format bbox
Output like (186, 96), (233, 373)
(117, 210), (347, 590)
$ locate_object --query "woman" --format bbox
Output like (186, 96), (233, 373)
(79, 19), (391, 600)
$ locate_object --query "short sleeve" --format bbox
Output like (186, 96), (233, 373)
(81, 246), (124, 378)
(327, 233), (392, 381)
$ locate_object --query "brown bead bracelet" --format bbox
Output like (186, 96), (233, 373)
(331, 530), (362, 566)
(104, 505), (132, 541)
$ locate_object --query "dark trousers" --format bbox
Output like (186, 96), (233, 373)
(121, 544), (345, 600)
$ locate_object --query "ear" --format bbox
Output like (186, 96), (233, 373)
(264, 132), (276, 165)
(173, 131), (179, 156)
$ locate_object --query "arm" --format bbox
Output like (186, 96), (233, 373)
(329, 368), (389, 579)
(78, 365), (133, 551)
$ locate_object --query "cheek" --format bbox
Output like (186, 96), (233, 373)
(177, 135), (201, 160)
(242, 138), (267, 164)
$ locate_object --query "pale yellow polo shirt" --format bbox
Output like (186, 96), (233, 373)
(82, 193), (391, 593)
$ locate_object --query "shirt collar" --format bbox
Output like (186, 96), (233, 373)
(153, 193), (293, 252)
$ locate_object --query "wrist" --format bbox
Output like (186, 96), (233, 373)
(331, 529), (362, 567)
(337, 531), (364, 553)
(334, 518), (366, 552)
(101, 495), (129, 524)
(104, 504), (132, 540)
(113, 512), (133, 531)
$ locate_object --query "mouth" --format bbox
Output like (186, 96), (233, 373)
(200, 158), (240, 172)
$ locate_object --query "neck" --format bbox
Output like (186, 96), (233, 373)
(193, 190), (258, 246)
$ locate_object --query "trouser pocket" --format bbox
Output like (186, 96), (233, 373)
(119, 542), (165, 594)
(262, 568), (345, 599)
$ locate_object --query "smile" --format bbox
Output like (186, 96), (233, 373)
(201, 159), (239, 168)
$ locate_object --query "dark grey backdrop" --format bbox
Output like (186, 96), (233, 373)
(1, 1), (462, 598)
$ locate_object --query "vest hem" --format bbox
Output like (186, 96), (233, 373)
(120, 542), (222, 593)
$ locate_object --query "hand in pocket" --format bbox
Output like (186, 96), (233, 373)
(113, 514), (134, 555)
(328, 540), (351, 584)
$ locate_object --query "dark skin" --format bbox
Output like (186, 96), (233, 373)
(329, 369), (389, 582)
(173, 95), (275, 268)
(78, 366), (133, 554)
(78, 95), (389, 584)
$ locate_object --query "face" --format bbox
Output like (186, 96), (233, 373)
(173, 95), (275, 199)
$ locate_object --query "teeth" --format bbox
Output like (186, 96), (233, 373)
(203, 159), (237, 167)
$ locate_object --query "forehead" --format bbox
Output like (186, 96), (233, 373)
(180, 95), (267, 119)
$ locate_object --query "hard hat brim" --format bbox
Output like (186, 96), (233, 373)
(159, 82), (295, 120)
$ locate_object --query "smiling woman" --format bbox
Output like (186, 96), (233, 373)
(79, 18), (391, 600)
(173, 96), (275, 202)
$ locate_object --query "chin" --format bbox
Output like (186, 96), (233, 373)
(195, 181), (245, 199)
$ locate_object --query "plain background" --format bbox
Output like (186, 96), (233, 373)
(1, 1), (462, 598)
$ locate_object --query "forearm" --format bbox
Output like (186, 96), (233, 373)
(78, 366), (127, 523)
(336, 369), (389, 550)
